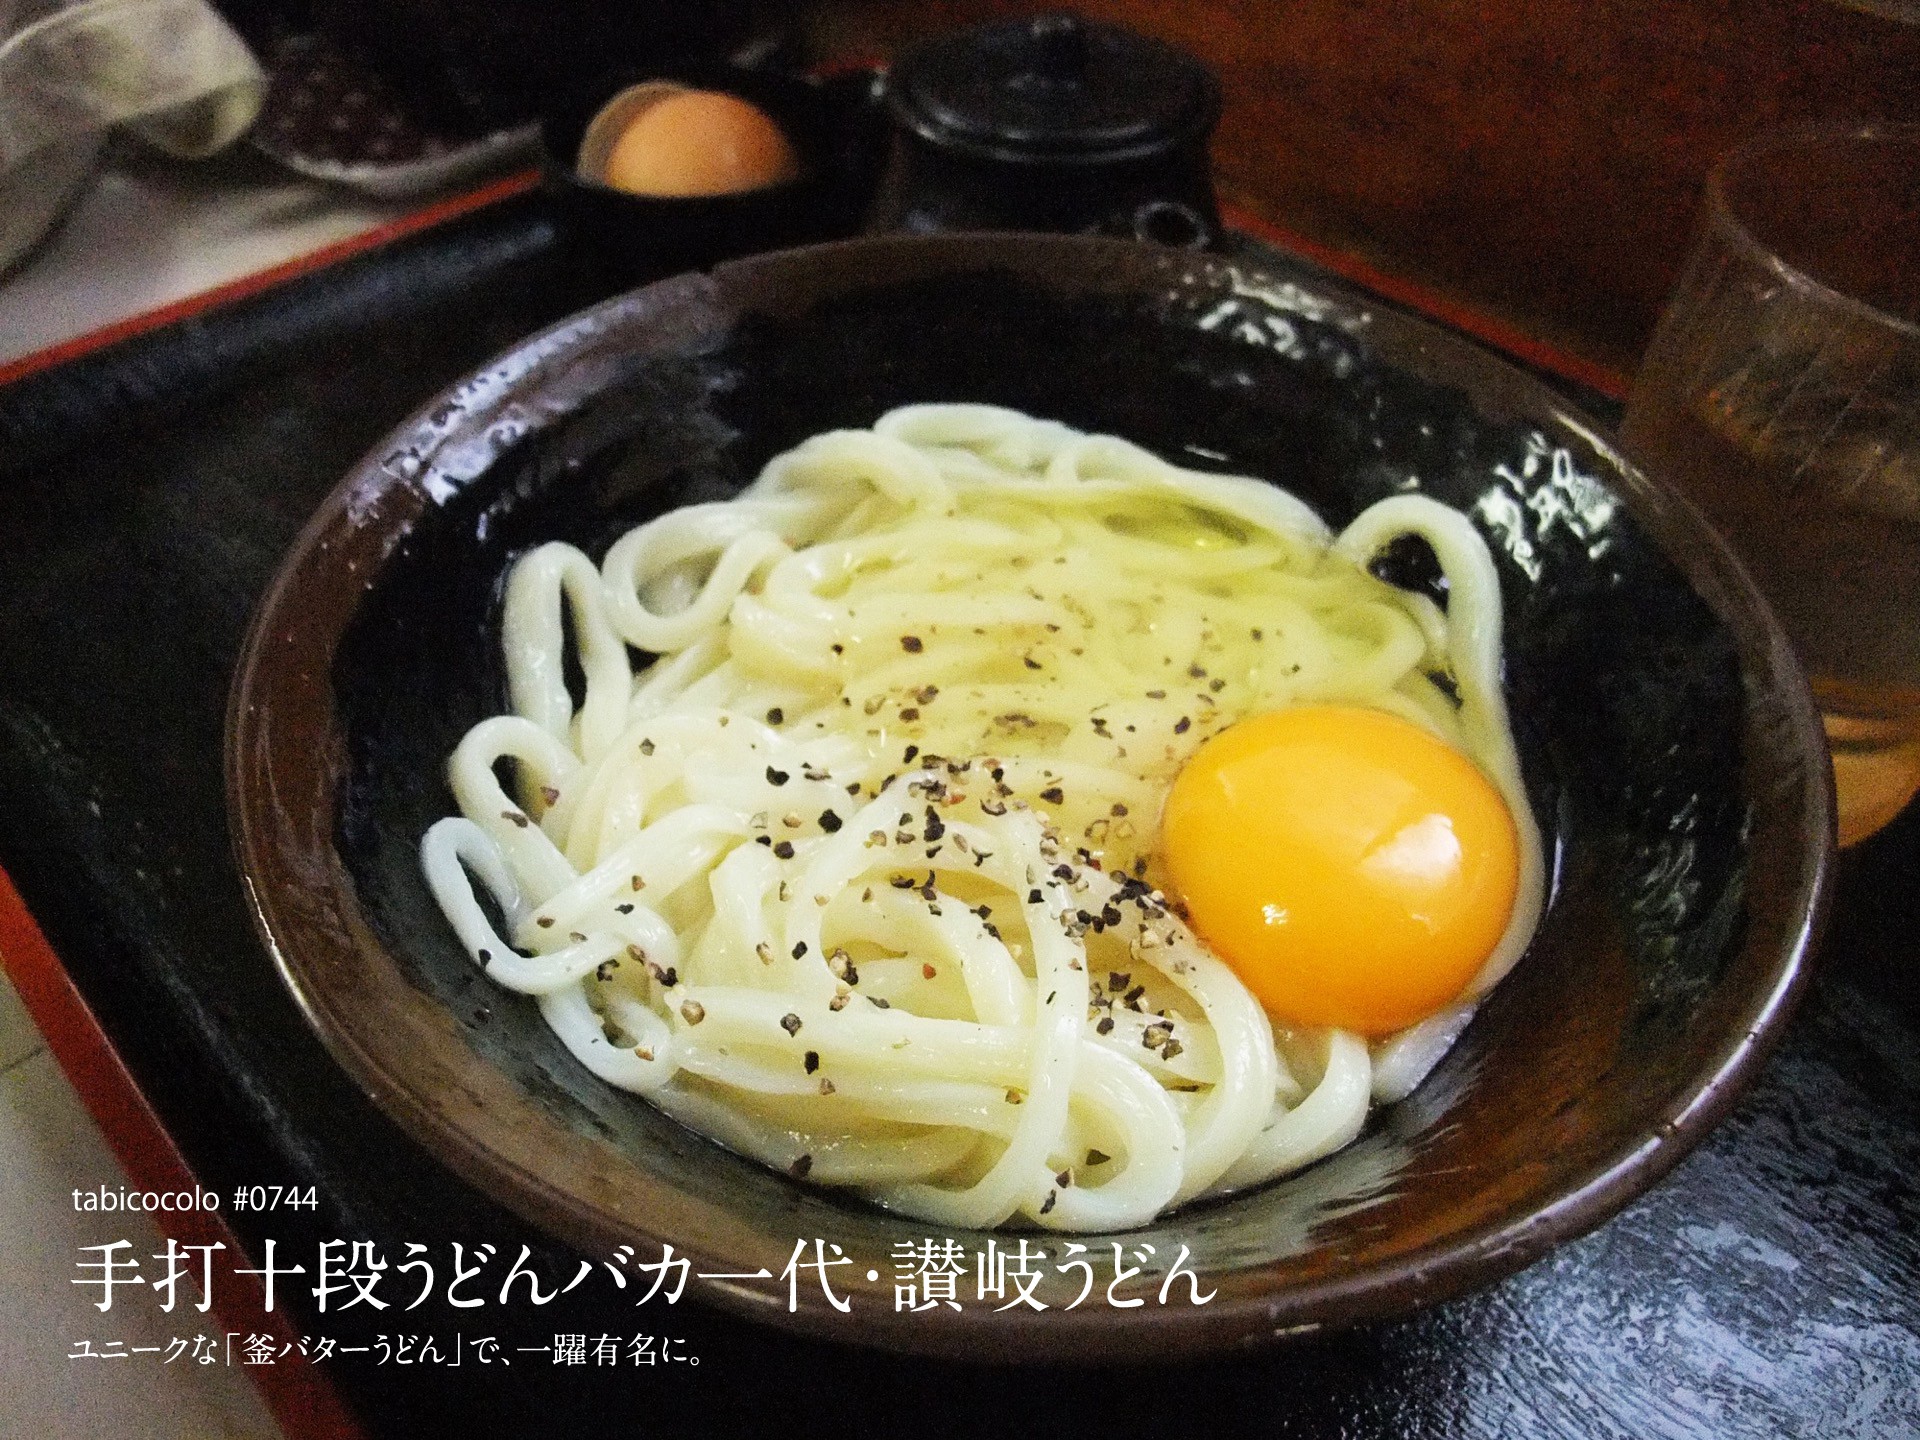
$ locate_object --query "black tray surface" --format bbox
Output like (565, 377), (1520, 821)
(1, 191), (1913, 1436)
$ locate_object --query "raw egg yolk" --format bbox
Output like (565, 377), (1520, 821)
(603, 90), (800, 197)
(1161, 704), (1520, 1037)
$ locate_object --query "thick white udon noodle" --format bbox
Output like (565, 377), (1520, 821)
(420, 404), (1545, 1231)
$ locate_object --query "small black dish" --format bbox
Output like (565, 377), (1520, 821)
(542, 65), (886, 287)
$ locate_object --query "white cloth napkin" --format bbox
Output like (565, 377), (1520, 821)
(1, 0), (264, 270)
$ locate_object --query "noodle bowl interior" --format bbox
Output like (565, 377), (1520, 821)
(421, 405), (1545, 1231)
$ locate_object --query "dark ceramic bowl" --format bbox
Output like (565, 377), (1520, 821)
(228, 233), (1832, 1360)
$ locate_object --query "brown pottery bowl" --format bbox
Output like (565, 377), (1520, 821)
(228, 233), (1832, 1360)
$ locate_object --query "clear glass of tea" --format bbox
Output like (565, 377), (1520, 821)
(1621, 123), (1920, 846)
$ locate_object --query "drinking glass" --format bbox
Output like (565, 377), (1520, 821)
(1621, 123), (1920, 846)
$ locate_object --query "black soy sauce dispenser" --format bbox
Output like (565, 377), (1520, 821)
(867, 11), (1223, 248)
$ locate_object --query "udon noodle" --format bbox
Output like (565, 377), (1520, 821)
(421, 405), (1544, 1230)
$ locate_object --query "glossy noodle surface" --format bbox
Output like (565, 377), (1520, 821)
(420, 405), (1545, 1229)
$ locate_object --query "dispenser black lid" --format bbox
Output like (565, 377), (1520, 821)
(888, 12), (1220, 164)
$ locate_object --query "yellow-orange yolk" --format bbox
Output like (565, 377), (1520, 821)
(602, 90), (800, 197)
(1161, 705), (1520, 1037)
